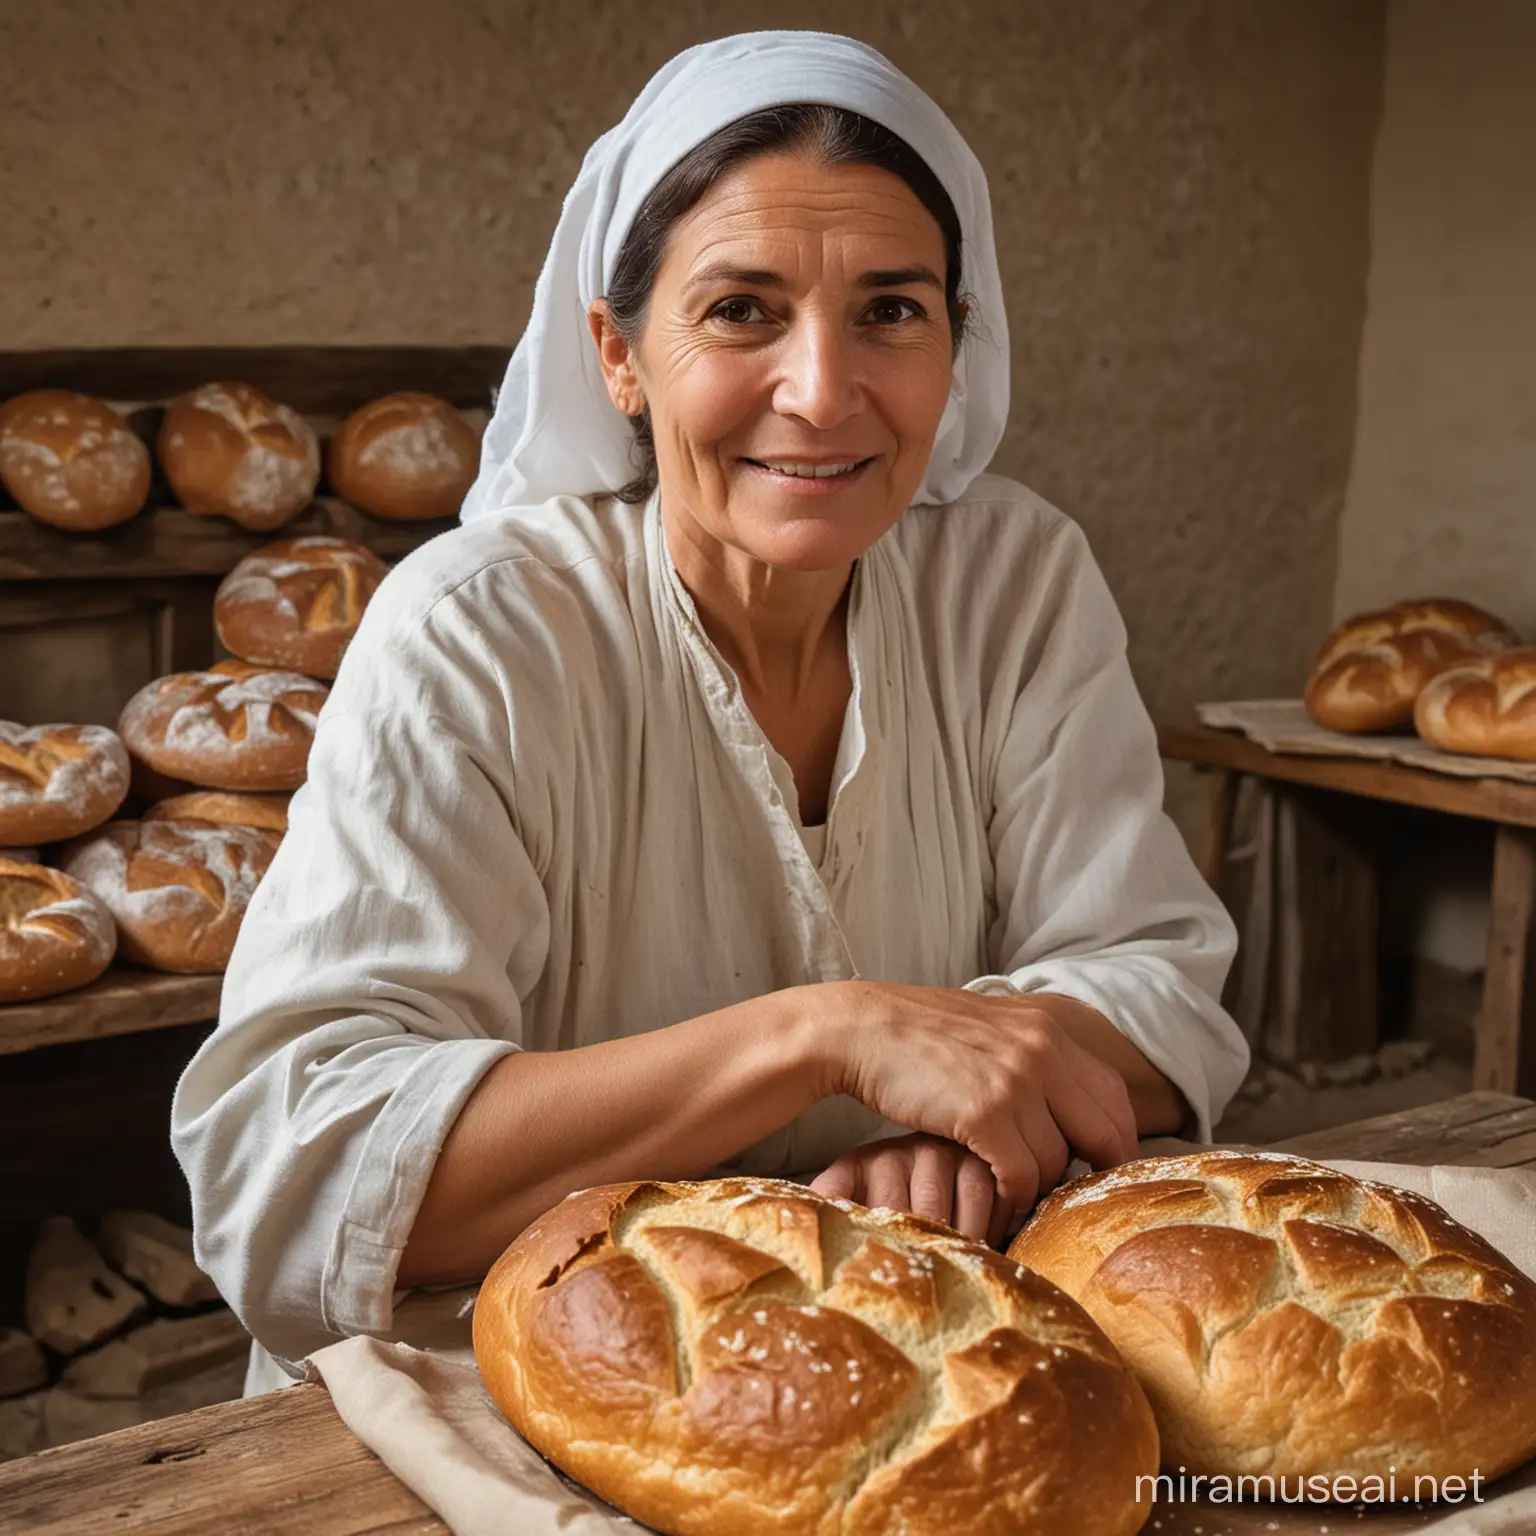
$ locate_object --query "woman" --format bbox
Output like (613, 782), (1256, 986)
(172, 31), (1247, 1392)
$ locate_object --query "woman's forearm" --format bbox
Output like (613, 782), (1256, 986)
(398, 986), (830, 1288)
(1029, 991), (1189, 1137)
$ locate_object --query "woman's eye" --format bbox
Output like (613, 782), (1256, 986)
(866, 297), (924, 325)
(710, 297), (766, 324)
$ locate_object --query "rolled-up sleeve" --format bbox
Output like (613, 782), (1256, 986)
(171, 587), (552, 1366)
(961, 517), (1247, 1141)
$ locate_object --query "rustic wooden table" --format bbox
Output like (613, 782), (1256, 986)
(1161, 722), (1536, 1097)
(3, 1090), (1533, 1536)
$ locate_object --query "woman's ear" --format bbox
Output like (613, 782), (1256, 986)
(587, 300), (647, 417)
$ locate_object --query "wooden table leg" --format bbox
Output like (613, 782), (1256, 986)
(1476, 824), (1536, 1096)
(1270, 785), (1381, 1065)
(1200, 768), (1241, 893)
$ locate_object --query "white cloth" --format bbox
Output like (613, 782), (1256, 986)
(459, 29), (1009, 522)
(172, 473), (1246, 1390)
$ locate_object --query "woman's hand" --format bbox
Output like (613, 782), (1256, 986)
(809, 1131), (1021, 1247)
(805, 979), (1141, 1215)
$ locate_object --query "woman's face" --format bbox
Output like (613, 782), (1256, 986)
(596, 152), (958, 572)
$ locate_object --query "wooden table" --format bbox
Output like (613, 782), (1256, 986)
(1161, 722), (1536, 1097)
(3, 1091), (1533, 1536)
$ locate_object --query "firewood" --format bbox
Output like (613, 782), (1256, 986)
(24, 1217), (146, 1356)
(0, 1391), (46, 1462)
(43, 1350), (248, 1450)
(61, 1310), (249, 1399)
(97, 1210), (220, 1308)
(0, 1329), (47, 1400)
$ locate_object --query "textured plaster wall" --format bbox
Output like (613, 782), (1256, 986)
(1334, 0), (1536, 637)
(0, 0), (1385, 843)
(1335, 1), (1536, 973)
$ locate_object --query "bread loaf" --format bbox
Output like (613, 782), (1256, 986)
(214, 536), (387, 678)
(1305, 598), (1518, 733)
(159, 382), (320, 531)
(0, 859), (117, 1003)
(474, 1177), (1158, 1536)
(143, 789), (289, 844)
(0, 723), (130, 846)
(328, 392), (479, 521)
(1008, 1150), (1536, 1483)
(61, 819), (275, 973)
(118, 661), (327, 792)
(0, 390), (151, 531)
(1414, 648), (1536, 762)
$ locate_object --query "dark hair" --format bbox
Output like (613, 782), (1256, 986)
(603, 104), (970, 504)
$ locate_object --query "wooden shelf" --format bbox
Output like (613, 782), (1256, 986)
(0, 497), (454, 582)
(0, 344), (514, 582)
(0, 345), (512, 414)
(0, 967), (222, 1055)
(1159, 722), (1536, 830)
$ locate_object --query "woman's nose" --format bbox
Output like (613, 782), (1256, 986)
(771, 318), (863, 429)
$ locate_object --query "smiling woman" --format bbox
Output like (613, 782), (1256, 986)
(170, 31), (1249, 1403)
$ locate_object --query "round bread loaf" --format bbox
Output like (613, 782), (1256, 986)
(158, 382), (320, 531)
(0, 390), (151, 531)
(143, 789), (290, 844)
(0, 859), (117, 1003)
(118, 661), (327, 792)
(61, 818), (274, 973)
(0, 722), (130, 846)
(214, 535), (387, 678)
(328, 392), (479, 521)
(474, 1176), (1158, 1536)
(1305, 598), (1518, 733)
(1008, 1150), (1536, 1483)
(1414, 648), (1536, 762)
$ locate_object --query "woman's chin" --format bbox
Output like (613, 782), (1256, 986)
(736, 518), (882, 571)
(728, 484), (900, 568)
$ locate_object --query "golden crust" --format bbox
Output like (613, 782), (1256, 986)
(0, 722), (130, 845)
(1304, 598), (1519, 733)
(0, 390), (151, 531)
(61, 818), (275, 973)
(474, 1177), (1158, 1536)
(1414, 648), (1536, 762)
(117, 661), (327, 792)
(1008, 1150), (1536, 1482)
(214, 536), (388, 678)
(143, 789), (290, 842)
(0, 858), (116, 1003)
(327, 392), (480, 522)
(159, 382), (320, 531)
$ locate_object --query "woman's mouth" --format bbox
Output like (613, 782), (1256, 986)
(742, 456), (875, 490)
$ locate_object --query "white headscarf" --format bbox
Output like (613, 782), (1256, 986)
(460, 29), (1009, 523)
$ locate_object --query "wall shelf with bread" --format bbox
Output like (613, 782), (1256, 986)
(0, 345), (512, 1053)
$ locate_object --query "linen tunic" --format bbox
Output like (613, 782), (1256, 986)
(171, 472), (1247, 1386)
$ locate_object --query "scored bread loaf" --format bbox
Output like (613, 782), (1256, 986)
(1414, 648), (1536, 762)
(61, 819), (275, 973)
(0, 390), (151, 531)
(0, 722), (130, 846)
(328, 392), (480, 521)
(143, 789), (290, 844)
(1008, 1150), (1536, 1483)
(213, 536), (387, 678)
(0, 859), (117, 1003)
(158, 382), (321, 531)
(117, 661), (328, 792)
(1305, 598), (1518, 733)
(474, 1176), (1158, 1536)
